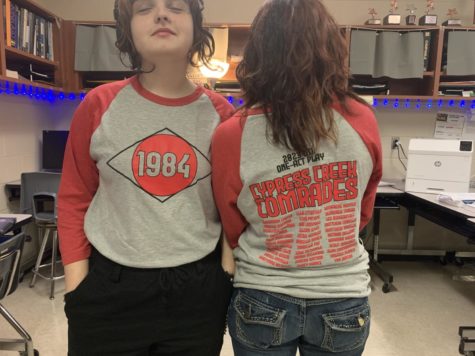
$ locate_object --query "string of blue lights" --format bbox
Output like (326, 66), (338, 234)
(227, 96), (475, 110)
(1, 79), (475, 110)
(0, 80), (86, 102)
(373, 98), (475, 110)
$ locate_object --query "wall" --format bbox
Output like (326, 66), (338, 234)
(376, 106), (475, 252)
(0, 95), (78, 213)
(35, 0), (473, 25)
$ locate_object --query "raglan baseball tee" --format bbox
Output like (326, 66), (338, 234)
(58, 76), (234, 268)
(212, 100), (382, 298)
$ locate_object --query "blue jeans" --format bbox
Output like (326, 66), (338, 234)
(228, 288), (370, 356)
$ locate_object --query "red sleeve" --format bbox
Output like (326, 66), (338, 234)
(58, 80), (128, 265)
(204, 89), (235, 122)
(211, 113), (248, 248)
(334, 100), (382, 230)
(57, 94), (100, 265)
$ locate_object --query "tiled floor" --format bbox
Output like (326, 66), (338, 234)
(1, 261), (474, 356)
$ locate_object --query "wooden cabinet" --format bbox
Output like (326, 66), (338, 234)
(0, 0), (64, 91)
(437, 26), (475, 101)
(209, 24), (475, 103)
(61, 20), (133, 93)
(347, 25), (442, 100)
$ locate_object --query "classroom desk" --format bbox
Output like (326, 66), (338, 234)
(371, 186), (475, 292)
(402, 192), (475, 245)
(0, 214), (32, 235)
(4, 180), (21, 202)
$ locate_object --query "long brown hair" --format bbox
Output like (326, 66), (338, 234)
(114, 0), (215, 71)
(237, 0), (368, 154)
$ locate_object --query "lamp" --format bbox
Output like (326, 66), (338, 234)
(199, 59), (230, 79)
(200, 28), (230, 80)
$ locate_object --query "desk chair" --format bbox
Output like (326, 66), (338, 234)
(20, 172), (64, 300)
(0, 232), (39, 356)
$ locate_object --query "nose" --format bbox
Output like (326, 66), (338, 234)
(154, 3), (170, 23)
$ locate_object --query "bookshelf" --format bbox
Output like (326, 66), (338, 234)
(0, 0), (63, 90)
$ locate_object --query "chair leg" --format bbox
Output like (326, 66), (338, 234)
(50, 231), (58, 300)
(0, 303), (34, 356)
(30, 228), (50, 288)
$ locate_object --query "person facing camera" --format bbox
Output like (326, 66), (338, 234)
(58, 0), (235, 355)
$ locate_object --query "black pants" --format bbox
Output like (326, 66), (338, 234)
(64, 248), (233, 356)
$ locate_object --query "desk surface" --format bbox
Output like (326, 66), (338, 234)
(0, 214), (32, 224)
(5, 180), (21, 186)
(0, 214), (32, 235)
(407, 192), (475, 218)
(377, 186), (404, 195)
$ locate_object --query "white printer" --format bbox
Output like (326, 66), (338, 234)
(405, 139), (473, 193)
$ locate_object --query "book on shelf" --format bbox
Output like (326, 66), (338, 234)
(1, 1), (54, 60)
(46, 21), (53, 61)
(6, 68), (19, 78)
(10, 2), (19, 48)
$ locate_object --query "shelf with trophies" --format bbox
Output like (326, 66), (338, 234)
(347, 0), (475, 100)
(349, 1), (441, 99)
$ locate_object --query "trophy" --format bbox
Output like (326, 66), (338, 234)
(443, 8), (462, 26)
(365, 8), (382, 25)
(384, 0), (401, 25)
(419, 0), (438, 25)
(406, 4), (417, 25)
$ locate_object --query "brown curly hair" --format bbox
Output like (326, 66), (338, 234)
(237, 0), (369, 154)
(114, 0), (215, 71)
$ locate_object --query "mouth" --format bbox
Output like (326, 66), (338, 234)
(152, 28), (176, 36)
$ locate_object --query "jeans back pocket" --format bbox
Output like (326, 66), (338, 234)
(230, 290), (286, 349)
(321, 302), (370, 353)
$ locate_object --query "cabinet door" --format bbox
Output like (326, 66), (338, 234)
(348, 26), (440, 98)
(437, 28), (475, 99)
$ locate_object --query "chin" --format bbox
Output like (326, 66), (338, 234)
(145, 48), (189, 61)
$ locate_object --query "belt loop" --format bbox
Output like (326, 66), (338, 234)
(109, 264), (122, 283)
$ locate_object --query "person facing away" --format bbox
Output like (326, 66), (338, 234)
(57, 0), (235, 355)
(212, 0), (383, 355)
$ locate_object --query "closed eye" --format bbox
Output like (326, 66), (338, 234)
(167, 0), (188, 13)
(169, 7), (184, 12)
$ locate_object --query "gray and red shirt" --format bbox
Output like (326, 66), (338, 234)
(212, 100), (382, 298)
(58, 76), (234, 267)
